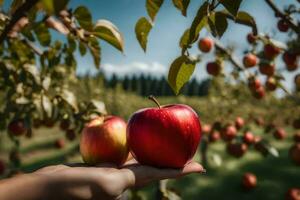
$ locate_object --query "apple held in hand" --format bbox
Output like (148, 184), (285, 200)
(80, 116), (128, 166)
(127, 96), (201, 168)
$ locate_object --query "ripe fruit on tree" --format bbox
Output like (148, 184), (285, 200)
(247, 33), (256, 44)
(198, 37), (214, 53)
(202, 124), (212, 135)
(265, 77), (277, 91)
(206, 62), (221, 76)
(80, 116), (128, 166)
(283, 51), (297, 66)
(294, 132), (300, 143)
(209, 130), (221, 143)
(43, 118), (56, 128)
(273, 128), (286, 140)
(264, 43), (281, 60)
(227, 142), (248, 158)
(235, 117), (244, 130)
(289, 143), (300, 166)
(8, 119), (27, 136)
(127, 96), (201, 168)
(277, 19), (289, 32)
(254, 117), (265, 126)
(286, 188), (300, 200)
(242, 173), (257, 190)
(55, 138), (65, 149)
(293, 118), (300, 129)
(248, 77), (261, 91)
(243, 53), (258, 68)
(243, 131), (255, 144)
(252, 86), (266, 100)
(59, 119), (70, 131)
(259, 63), (275, 76)
(66, 129), (76, 141)
(221, 124), (237, 141)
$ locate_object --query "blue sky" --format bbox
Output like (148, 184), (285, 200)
(3, 0), (299, 93)
(69, 0), (299, 93)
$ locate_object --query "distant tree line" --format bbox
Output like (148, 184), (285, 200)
(103, 73), (210, 96)
(79, 73), (211, 96)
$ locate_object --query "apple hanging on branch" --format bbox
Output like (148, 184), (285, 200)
(127, 96), (202, 168)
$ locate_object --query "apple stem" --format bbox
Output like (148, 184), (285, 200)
(148, 95), (161, 108)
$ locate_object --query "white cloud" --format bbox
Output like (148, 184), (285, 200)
(101, 61), (168, 77)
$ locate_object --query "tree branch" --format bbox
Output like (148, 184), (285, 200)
(22, 39), (43, 56)
(0, 0), (39, 44)
(264, 0), (300, 35)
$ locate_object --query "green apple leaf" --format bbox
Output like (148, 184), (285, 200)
(172, 0), (190, 16)
(74, 6), (93, 31)
(135, 17), (152, 52)
(146, 0), (164, 21)
(168, 55), (196, 95)
(189, 2), (209, 43)
(219, 0), (242, 17)
(94, 19), (124, 52)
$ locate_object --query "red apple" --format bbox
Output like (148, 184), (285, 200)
(259, 63), (275, 76)
(235, 117), (245, 130)
(247, 33), (256, 44)
(243, 53), (258, 68)
(283, 51), (297, 66)
(243, 131), (255, 144)
(248, 77), (261, 91)
(289, 143), (300, 166)
(252, 86), (266, 99)
(273, 128), (286, 140)
(66, 129), (76, 141)
(8, 119), (27, 136)
(55, 138), (65, 149)
(294, 132), (300, 143)
(198, 37), (214, 53)
(286, 188), (300, 200)
(127, 96), (201, 168)
(265, 77), (277, 91)
(293, 118), (300, 129)
(264, 43), (281, 60)
(59, 119), (70, 131)
(80, 116), (128, 166)
(277, 19), (289, 32)
(242, 173), (257, 190)
(202, 124), (212, 135)
(209, 130), (221, 142)
(227, 142), (248, 158)
(206, 62), (221, 76)
(221, 124), (237, 141)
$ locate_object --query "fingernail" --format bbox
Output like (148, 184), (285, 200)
(201, 168), (206, 174)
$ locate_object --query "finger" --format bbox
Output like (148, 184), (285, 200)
(34, 164), (69, 174)
(66, 162), (117, 169)
(120, 161), (205, 188)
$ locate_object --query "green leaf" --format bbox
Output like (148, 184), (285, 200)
(207, 14), (218, 37)
(79, 41), (87, 56)
(74, 6), (93, 31)
(207, 11), (228, 38)
(235, 11), (256, 31)
(135, 17), (152, 52)
(219, 0), (242, 17)
(179, 28), (190, 49)
(87, 37), (101, 68)
(90, 100), (107, 115)
(168, 55), (196, 95)
(41, 0), (69, 15)
(60, 89), (78, 112)
(23, 64), (40, 84)
(172, 0), (190, 16)
(34, 23), (51, 47)
(146, 0), (164, 21)
(42, 94), (52, 118)
(94, 20), (124, 52)
(189, 2), (209, 43)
